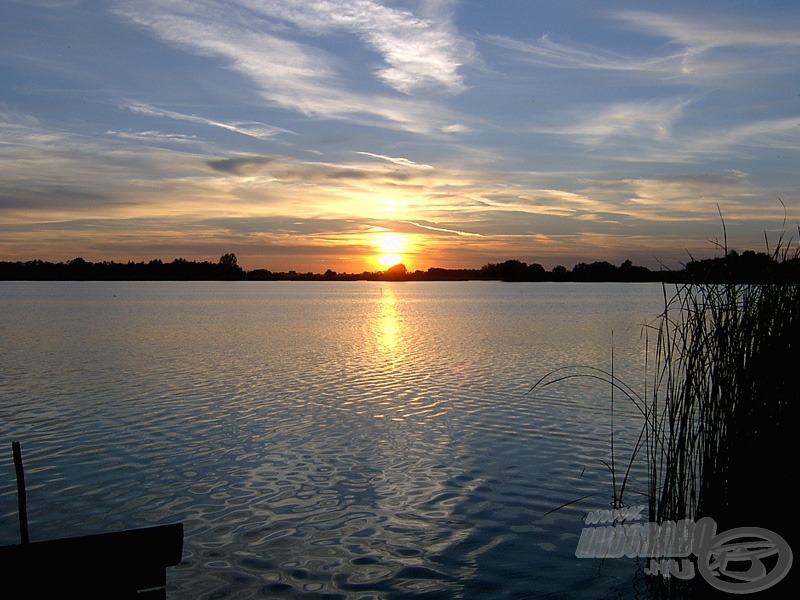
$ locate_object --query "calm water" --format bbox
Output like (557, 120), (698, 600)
(1, 281), (666, 598)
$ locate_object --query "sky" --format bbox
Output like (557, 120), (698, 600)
(1, 0), (799, 273)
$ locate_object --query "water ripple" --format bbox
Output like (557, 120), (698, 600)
(0, 281), (662, 598)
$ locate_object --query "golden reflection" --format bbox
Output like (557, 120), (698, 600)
(376, 286), (400, 355)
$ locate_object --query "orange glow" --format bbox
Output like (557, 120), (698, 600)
(374, 232), (407, 269)
(377, 253), (403, 268)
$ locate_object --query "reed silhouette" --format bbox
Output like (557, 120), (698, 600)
(531, 224), (799, 598)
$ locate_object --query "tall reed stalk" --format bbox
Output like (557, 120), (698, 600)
(642, 237), (798, 599)
(531, 231), (798, 597)
(647, 252), (798, 529)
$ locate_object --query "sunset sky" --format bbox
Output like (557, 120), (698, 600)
(1, 1), (799, 272)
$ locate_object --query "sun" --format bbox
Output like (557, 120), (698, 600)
(377, 253), (403, 268)
(374, 232), (406, 268)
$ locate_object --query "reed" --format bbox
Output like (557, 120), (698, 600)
(640, 233), (798, 598)
(647, 241), (798, 528)
(531, 227), (798, 597)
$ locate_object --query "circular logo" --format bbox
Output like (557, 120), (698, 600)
(697, 526), (793, 594)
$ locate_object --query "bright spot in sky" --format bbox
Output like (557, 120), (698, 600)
(378, 254), (403, 268)
(375, 232), (406, 268)
(1, 2), (798, 271)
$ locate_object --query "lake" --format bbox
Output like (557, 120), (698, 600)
(0, 281), (667, 598)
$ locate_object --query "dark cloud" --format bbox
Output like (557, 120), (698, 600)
(207, 154), (425, 184)
(207, 156), (278, 175)
(286, 165), (420, 183)
(0, 187), (116, 211)
(323, 168), (376, 180)
(0, 216), (186, 232)
(200, 216), (365, 235)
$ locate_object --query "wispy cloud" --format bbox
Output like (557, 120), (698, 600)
(402, 220), (482, 237)
(616, 11), (800, 49)
(484, 11), (800, 81)
(482, 33), (674, 74)
(122, 101), (294, 140)
(538, 99), (692, 143)
(692, 117), (800, 153)
(356, 151), (433, 170)
(114, 0), (473, 134)
(615, 11), (800, 79)
(580, 171), (787, 224)
(207, 155), (279, 176)
(243, 0), (475, 94)
(106, 130), (201, 144)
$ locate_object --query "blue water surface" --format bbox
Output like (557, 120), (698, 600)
(0, 281), (665, 598)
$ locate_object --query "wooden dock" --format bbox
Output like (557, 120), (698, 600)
(0, 523), (184, 598)
(3, 441), (184, 598)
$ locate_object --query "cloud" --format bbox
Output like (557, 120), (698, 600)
(114, 1), (473, 134)
(580, 172), (791, 224)
(2, 101), (795, 271)
(0, 186), (114, 211)
(401, 220), (482, 237)
(356, 151), (433, 169)
(200, 215), (365, 236)
(482, 33), (669, 74)
(106, 130), (201, 144)
(615, 11), (800, 79)
(538, 99), (692, 143)
(0, 105), (44, 142)
(0, 116), (219, 219)
(207, 156), (279, 176)
(440, 123), (470, 134)
(204, 152), (434, 185)
(122, 101), (294, 140)
(483, 12), (800, 81)
(615, 11), (800, 49)
(693, 117), (800, 153)
(234, 0), (475, 94)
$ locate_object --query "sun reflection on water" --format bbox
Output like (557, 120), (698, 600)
(376, 286), (401, 357)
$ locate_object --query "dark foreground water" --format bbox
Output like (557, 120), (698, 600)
(0, 281), (665, 598)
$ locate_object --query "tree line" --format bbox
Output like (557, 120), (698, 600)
(1, 250), (798, 283)
(0, 253), (244, 281)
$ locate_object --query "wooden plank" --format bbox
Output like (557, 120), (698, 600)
(0, 523), (183, 595)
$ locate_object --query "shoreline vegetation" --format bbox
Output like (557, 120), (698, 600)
(642, 258), (797, 597)
(531, 234), (798, 598)
(2, 249), (799, 283)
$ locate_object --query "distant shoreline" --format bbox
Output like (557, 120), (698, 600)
(2, 250), (798, 283)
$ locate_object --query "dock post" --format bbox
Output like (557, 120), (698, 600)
(12, 441), (29, 544)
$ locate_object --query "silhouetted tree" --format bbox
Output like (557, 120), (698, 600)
(481, 259), (530, 281)
(218, 253), (243, 279)
(219, 253), (238, 268)
(551, 265), (568, 281)
(572, 261), (617, 281)
(384, 263), (407, 280)
(3, 250), (797, 283)
(527, 262), (546, 281)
